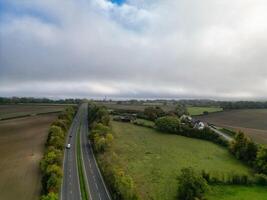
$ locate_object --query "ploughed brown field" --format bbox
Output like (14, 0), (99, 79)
(0, 104), (66, 120)
(197, 109), (267, 144)
(0, 114), (58, 200)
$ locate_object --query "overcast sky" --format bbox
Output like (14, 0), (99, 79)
(1, 0), (267, 100)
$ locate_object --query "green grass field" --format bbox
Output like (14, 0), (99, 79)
(133, 118), (155, 127)
(187, 106), (223, 116)
(206, 185), (267, 200)
(102, 121), (252, 200)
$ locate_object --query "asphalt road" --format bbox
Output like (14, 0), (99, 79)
(80, 103), (111, 200)
(61, 106), (82, 200)
(61, 103), (111, 200)
(208, 125), (233, 142)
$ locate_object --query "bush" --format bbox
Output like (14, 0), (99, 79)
(155, 116), (180, 133)
(40, 106), (76, 197)
(255, 146), (267, 174)
(99, 157), (140, 200)
(229, 132), (258, 165)
(40, 192), (59, 200)
(254, 174), (267, 186)
(177, 168), (208, 200)
(144, 106), (165, 121)
(88, 104), (139, 199)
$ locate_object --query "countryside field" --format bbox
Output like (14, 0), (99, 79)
(187, 106), (223, 116)
(0, 104), (67, 120)
(0, 113), (58, 200)
(99, 121), (253, 200)
(197, 109), (267, 144)
(96, 102), (176, 112)
(97, 101), (223, 116)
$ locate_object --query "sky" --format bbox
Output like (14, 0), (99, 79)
(1, 0), (267, 100)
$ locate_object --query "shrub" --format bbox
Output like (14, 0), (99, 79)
(230, 132), (258, 165)
(255, 146), (267, 174)
(254, 174), (267, 186)
(40, 106), (76, 197)
(40, 192), (59, 200)
(144, 106), (165, 121)
(155, 116), (180, 133)
(177, 168), (208, 200)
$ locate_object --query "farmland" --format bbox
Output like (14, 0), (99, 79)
(187, 106), (223, 116)
(0, 113), (58, 200)
(197, 109), (267, 144)
(96, 101), (176, 112)
(0, 104), (67, 120)
(96, 101), (223, 116)
(98, 121), (252, 200)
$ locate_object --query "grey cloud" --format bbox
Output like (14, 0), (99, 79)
(1, 0), (267, 99)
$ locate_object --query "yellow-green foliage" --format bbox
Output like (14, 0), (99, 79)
(40, 106), (76, 199)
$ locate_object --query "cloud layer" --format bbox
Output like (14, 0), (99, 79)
(1, 0), (267, 99)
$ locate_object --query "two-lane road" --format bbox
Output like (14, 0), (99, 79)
(61, 103), (111, 200)
(61, 106), (82, 200)
(80, 103), (111, 200)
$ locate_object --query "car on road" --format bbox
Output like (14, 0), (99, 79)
(66, 143), (71, 149)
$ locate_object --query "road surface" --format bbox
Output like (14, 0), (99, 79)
(61, 106), (82, 200)
(208, 125), (233, 142)
(80, 103), (111, 200)
(61, 103), (111, 200)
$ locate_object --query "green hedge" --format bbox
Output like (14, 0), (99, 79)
(88, 103), (140, 200)
(155, 116), (228, 147)
(40, 106), (76, 199)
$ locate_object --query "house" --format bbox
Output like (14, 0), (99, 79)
(193, 120), (205, 130)
(180, 114), (192, 123)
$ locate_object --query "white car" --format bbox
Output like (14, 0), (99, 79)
(66, 144), (71, 149)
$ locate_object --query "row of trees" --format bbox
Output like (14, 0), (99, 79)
(40, 106), (76, 200)
(88, 103), (139, 200)
(0, 97), (82, 104)
(155, 116), (228, 146)
(230, 132), (267, 175)
(141, 104), (188, 121)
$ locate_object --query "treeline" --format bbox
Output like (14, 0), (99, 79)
(40, 106), (76, 200)
(155, 116), (228, 146)
(220, 101), (267, 110)
(0, 97), (82, 104)
(230, 132), (267, 176)
(88, 103), (139, 200)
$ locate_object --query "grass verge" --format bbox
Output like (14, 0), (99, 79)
(76, 125), (89, 200)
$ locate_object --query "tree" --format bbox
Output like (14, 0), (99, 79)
(155, 116), (180, 133)
(144, 106), (165, 121)
(230, 132), (258, 164)
(175, 104), (188, 117)
(177, 168), (208, 200)
(41, 192), (58, 200)
(255, 147), (267, 174)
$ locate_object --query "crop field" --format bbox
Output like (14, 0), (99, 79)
(0, 104), (67, 120)
(99, 121), (252, 200)
(196, 109), (267, 144)
(0, 114), (58, 200)
(187, 106), (223, 116)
